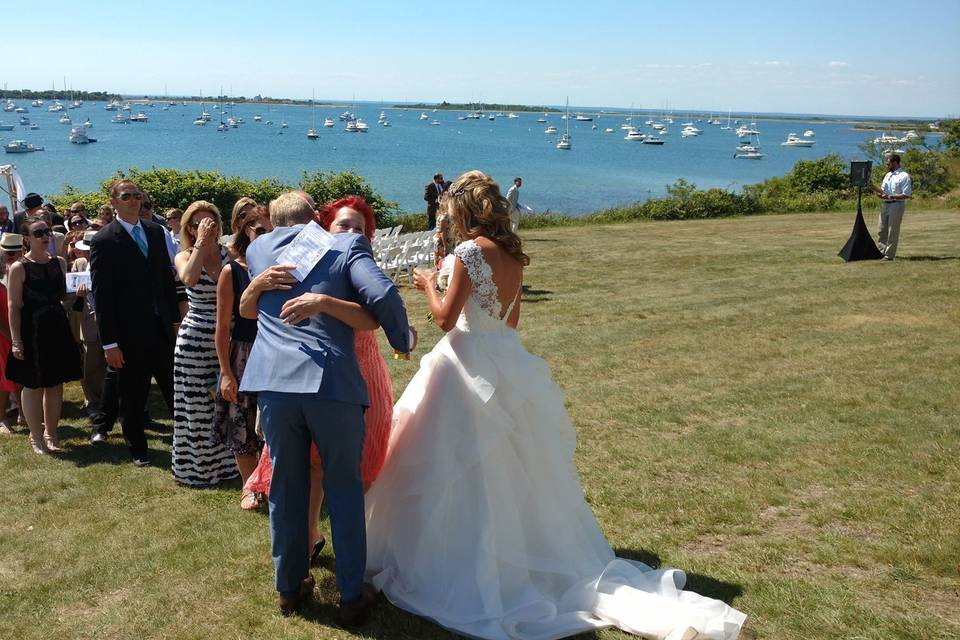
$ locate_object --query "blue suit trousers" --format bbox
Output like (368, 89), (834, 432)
(258, 391), (366, 603)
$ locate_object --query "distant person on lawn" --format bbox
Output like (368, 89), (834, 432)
(423, 173), (445, 230)
(871, 153), (912, 261)
(505, 176), (523, 232)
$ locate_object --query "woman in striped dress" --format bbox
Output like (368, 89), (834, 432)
(171, 201), (238, 486)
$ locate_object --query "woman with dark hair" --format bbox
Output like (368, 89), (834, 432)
(6, 216), (82, 453)
(364, 171), (746, 640)
(214, 208), (271, 510)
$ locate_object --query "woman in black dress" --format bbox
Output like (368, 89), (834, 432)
(214, 206), (269, 510)
(7, 216), (82, 454)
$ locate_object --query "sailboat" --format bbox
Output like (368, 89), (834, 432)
(720, 110), (732, 130)
(307, 91), (319, 139)
(556, 98), (571, 150)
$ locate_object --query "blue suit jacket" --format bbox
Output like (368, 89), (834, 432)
(239, 227), (410, 404)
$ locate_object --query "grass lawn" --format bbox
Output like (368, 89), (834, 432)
(2, 209), (958, 640)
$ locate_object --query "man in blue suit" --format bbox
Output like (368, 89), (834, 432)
(239, 192), (411, 623)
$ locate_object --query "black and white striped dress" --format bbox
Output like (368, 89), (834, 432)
(171, 250), (239, 486)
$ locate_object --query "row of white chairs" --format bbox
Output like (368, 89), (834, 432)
(374, 230), (436, 284)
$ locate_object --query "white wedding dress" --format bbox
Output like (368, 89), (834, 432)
(365, 240), (746, 640)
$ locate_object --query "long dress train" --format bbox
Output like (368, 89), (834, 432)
(365, 240), (745, 640)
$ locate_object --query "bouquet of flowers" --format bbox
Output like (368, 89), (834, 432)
(436, 254), (455, 291)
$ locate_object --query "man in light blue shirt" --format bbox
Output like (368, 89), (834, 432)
(871, 153), (912, 260)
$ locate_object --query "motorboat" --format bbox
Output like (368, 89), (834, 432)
(378, 111), (387, 122)
(574, 114), (592, 121)
(736, 124), (759, 137)
(31, 100), (43, 107)
(280, 121), (289, 128)
(72, 100), (83, 109)
(642, 136), (665, 145)
(420, 112), (431, 121)
(430, 120), (440, 126)
(536, 117), (547, 123)
(307, 128), (319, 139)
(624, 129), (646, 141)
(18, 116), (30, 125)
(324, 117), (335, 128)
(113, 113), (130, 124)
(227, 117), (239, 128)
(803, 129), (815, 137)
(192, 117), (206, 126)
(69, 126), (96, 144)
(604, 128), (615, 133)
(14, 106), (27, 113)
(4, 140), (43, 153)
(217, 122), (228, 132)
(681, 127), (700, 138)
(104, 101), (120, 111)
(682, 124), (701, 134)
(735, 133), (764, 158)
(873, 132), (899, 144)
(340, 110), (355, 121)
(0, 123), (13, 131)
(29, 123), (39, 130)
(556, 133), (571, 150)
(48, 101), (64, 112)
(507, 113), (519, 119)
(488, 115), (495, 121)
(83, 118), (93, 128)
(781, 133), (815, 147)
(59, 114), (72, 125)
(355, 119), (369, 132)
(381, 120), (391, 127)
(651, 123), (666, 130)
(130, 112), (149, 122)
(345, 120), (359, 132)
(3, 101), (15, 112)
(253, 114), (262, 122)
(544, 125), (558, 134)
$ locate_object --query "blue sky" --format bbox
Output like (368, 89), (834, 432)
(5, 0), (958, 117)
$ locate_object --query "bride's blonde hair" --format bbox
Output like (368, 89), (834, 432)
(445, 170), (530, 266)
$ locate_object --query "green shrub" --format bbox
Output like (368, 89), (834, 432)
(299, 170), (399, 229)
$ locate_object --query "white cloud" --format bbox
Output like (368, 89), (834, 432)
(827, 61), (850, 68)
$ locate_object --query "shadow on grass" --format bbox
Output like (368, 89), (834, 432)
(55, 423), (174, 470)
(524, 238), (560, 243)
(522, 284), (553, 303)
(900, 255), (959, 261)
(614, 547), (744, 606)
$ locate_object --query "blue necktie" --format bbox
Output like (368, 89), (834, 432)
(131, 225), (148, 257)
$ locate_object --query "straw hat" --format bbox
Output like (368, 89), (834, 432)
(0, 233), (24, 251)
(75, 230), (97, 252)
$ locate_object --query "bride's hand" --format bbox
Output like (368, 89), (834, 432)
(413, 268), (437, 292)
(253, 264), (297, 293)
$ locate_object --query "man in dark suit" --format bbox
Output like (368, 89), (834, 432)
(89, 179), (179, 466)
(422, 173), (444, 230)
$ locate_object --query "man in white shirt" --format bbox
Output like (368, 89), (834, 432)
(871, 153), (912, 261)
(505, 177), (522, 232)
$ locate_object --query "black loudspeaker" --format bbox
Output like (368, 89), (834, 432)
(850, 161), (873, 187)
(839, 162), (882, 262)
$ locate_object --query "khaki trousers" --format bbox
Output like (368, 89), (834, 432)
(878, 201), (905, 259)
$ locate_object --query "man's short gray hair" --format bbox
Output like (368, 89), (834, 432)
(269, 192), (316, 227)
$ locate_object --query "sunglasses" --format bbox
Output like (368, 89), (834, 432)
(118, 192), (142, 201)
(31, 228), (52, 238)
(71, 218), (88, 226)
(5, 250), (21, 257)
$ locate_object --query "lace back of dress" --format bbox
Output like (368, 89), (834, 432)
(454, 240), (517, 330)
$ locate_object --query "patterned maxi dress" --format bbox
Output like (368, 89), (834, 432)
(171, 249), (239, 486)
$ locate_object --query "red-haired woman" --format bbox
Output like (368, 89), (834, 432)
(244, 195), (396, 561)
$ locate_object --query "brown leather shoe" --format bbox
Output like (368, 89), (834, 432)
(336, 583), (377, 627)
(278, 573), (316, 617)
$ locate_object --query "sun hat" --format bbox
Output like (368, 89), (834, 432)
(75, 230), (97, 252)
(22, 193), (43, 210)
(0, 233), (24, 251)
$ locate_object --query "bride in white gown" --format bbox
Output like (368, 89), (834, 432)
(365, 171), (746, 640)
